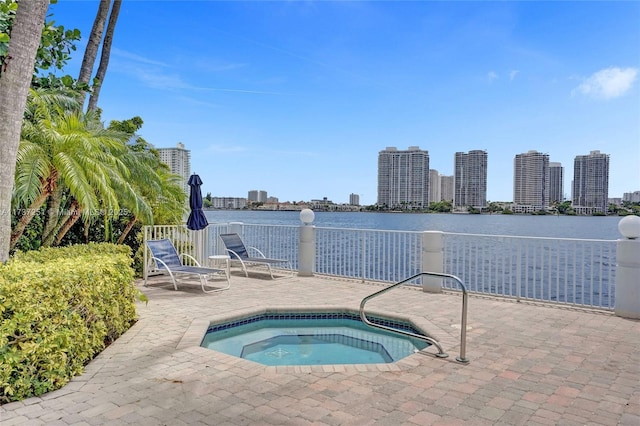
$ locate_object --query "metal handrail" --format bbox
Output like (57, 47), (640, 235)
(359, 271), (470, 363)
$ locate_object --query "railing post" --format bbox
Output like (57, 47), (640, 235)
(298, 209), (315, 277)
(361, 230), (366, 283)
(143, 225), (149, 284)
(422, 231), (443, 293)
(615, 216), (640, 319)
(516, 244), (522, 301)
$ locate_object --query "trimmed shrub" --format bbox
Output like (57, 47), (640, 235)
(0, 243), (137, 404)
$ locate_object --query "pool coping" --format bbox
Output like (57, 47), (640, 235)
(176, 305), (463, 373)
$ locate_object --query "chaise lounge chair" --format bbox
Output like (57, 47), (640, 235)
(219, 233), (294, 279)
(144, 238), (230, 293)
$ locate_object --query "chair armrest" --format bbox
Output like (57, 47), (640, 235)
(247, 246), (267, 258)
(180, 253), (201, 267)
(151, 256), (171, 271)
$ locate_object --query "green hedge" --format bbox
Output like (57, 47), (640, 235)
(0, 243), (137, 404)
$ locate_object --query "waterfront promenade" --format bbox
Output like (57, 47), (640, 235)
(2, 273), (639, 425)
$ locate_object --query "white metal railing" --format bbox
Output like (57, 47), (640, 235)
(205, 222), (232, 257)
(144, 223), (617, 310)
(442, 233), (616, 309)
(232, 224), (300, 268)
(315, 227), (423, 282)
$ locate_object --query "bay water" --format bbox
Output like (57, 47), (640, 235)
(205, 210), (623, 240)
(204, 210), (622, 307)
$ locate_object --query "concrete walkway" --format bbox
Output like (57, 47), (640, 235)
(2, 272), (639, 425)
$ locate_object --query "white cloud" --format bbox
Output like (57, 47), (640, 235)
(112, 48), (169, 67)
(119, 64), (284, 95)
(487, 71), (498, 82)
(574, 67), (638, 100)
(125, 66), (192, 90)
(509, 70), (519, 81)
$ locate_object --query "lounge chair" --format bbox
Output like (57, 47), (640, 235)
(219, 233), (293, 279)
(144, 238), (230, 293)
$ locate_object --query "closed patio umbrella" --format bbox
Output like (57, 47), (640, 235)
(186, 173), (208, 231)
(186, 174), (208, 264)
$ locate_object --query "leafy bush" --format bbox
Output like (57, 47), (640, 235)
(0, 243), (137, 404)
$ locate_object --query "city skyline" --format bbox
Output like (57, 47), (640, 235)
(49, 2), (640, 205)
(158, 140), (630, 207)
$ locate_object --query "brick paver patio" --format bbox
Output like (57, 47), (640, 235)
(2, 272), (639, 425)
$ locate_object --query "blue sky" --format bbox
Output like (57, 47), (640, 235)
(49, 1), (639, 205)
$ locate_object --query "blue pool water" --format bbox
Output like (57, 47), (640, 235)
(201, 312), (430, 366)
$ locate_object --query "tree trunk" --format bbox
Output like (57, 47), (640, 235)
(10, 188), (50, 250)
(54, 202), (81, 246)
(0, 1), (50, 261)
(87, 0), (121, 112)
(10, 170), (57, 250)
(117, 215), (137, 244)
(41, 185), (65, 246)
(77, 0), (110, 107)
(84, 219), (90, 242)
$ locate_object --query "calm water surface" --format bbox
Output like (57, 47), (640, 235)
(205, 210), (622, 240)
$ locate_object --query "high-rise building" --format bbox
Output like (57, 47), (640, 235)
(212, 197), (247, 209)
(549, 162), (564, 203)
(513, 150), (550, 211)
(429, 169), (441, 204)
(349, 193), (360, 206)
(572, 150), (609, 214)
(454, 150), (487, 209)
(440, 175), (454, 202)
(248, 190), (268, 203)
(623, 191), (640, 203)
(157, 142), (191, 193)
(377, 146), (430, 209)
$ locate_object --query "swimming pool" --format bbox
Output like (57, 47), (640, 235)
(200, 311), (431, 366)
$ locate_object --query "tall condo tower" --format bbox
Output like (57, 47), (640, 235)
(377, 146), (430, 209)
(429, 169), (441, 204)
(549, 162), (564, 203)
(440, 175), (454, 202)
(157, 142), (191, 194)
(513, 150), (550, 210)
(572, 150), (609, 214)
(248, 190), (268, 203)
(349, 193), (360, 206)
(454, 150), (487, 209)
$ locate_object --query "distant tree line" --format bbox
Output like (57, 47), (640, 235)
(364, 200), (640, 216)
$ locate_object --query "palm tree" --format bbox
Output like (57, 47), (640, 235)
(51, 128), (187, 246)
(87, 0), (121, 112)
(148, 165), (187, 225)
(102, 145), (157, 244)
(114, 161), (186, 244)
(11, 91), (131, 249)
(0, 0), (49, 261)
(104, 118), (186, 243)
(76, 0), (111, 105)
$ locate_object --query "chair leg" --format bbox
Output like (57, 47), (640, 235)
(167, 271), (179, 291)
(240, 260), (249, 277)
(199, 273), (230, 294)
(267, 264), (275, 279)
